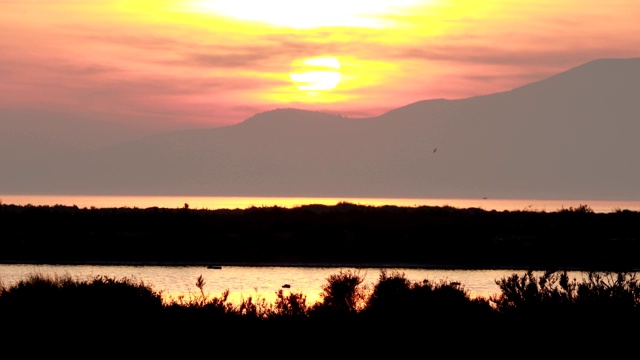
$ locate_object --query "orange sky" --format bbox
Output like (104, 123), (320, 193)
(2, 0), (639, 129)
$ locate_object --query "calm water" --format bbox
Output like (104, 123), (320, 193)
(0, 264), (593, 305)
(2, 194), (640, 213)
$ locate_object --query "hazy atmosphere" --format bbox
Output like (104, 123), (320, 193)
(2, 1), (640, 200)
(5, 2), (640, 345)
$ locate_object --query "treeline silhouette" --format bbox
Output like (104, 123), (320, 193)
(1, 202), (640, 270)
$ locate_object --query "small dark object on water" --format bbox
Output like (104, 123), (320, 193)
(207, 265), (222, 269)
(282, 284), (291, 288)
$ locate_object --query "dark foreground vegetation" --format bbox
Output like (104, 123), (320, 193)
(2, 202), (640, 270)
(2, 269), (639, 350)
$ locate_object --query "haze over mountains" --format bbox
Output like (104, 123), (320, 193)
(2, 58), (639, 200)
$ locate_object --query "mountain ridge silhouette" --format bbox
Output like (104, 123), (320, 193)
(2, 57), (639, 200)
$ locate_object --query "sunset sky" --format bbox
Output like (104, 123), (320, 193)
(2, 0), (639, 130)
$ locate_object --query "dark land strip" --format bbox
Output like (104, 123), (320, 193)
(2, 202), (640, 271)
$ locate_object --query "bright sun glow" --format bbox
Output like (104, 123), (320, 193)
(183, 0), (422, 28)
(289, 57), (342, 92)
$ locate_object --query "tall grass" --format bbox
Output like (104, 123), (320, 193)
(2, 269), (639, 332)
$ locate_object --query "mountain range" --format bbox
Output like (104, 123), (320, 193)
(2, 57), (639, 200)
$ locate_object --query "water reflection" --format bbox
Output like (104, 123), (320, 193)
(0, 264), (597, 305)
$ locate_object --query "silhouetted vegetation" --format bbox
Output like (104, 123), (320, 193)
(3, 270), (638, 332)
(3, 270), (639, 355)
(4, 203), (639, 351)
(2, 202), (640, 270)
(491, 270), (640, 328)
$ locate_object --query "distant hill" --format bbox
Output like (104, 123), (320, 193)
(2, 57), (639, 200)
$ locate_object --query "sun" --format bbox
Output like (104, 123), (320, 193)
(289, 57), (342, 93)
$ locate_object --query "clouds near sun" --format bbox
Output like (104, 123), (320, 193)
(1, 0), (640, 127)
(176, 0), (423, 29)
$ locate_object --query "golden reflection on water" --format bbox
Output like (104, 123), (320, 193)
(2, 195), (640, 213)
(0, 264), (539, 306)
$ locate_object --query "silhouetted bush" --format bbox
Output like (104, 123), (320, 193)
(2, 268), (640, 340)
(271, 289), (308, 321)
(362, 270), (496, 328)
(490, 270), (640, 333)
(308, 269), (367, 322)
(0, 272), (164, 335)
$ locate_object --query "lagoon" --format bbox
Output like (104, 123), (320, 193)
(0, 263), (595, 306)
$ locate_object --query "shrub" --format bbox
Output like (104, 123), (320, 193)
(363, 270), (495, 327)
(0, 272), (164, 331)
(491, 270), (577, 312)
(309, 269), (368, 320)
(575, 272), (640, 315)
(491, 270), (640, 330)
(271, 289), (308, 320)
